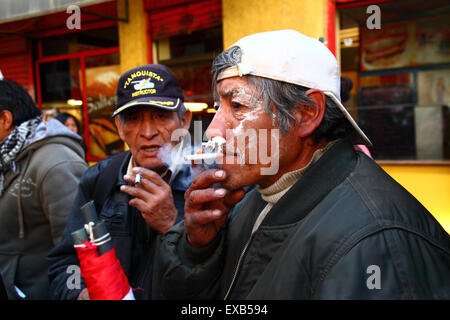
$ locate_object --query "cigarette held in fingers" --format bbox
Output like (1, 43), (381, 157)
(135, 173), (141, 184)
(184, 153), (222, 161)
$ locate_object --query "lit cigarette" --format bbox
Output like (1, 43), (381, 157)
(184, 153), (222, 161)
(135, 173), (141, 184)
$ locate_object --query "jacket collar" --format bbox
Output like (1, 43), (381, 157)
(116, 151), (132, 187)
(261, 138), (358, 227)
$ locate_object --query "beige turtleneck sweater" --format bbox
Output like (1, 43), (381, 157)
(251, 140), (338, 234)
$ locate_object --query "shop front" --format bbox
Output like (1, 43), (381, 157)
(336, 0), (450, 231)
(0, 0), (123, 162)
(144, 0), (223, 137)
(217, 0), (450, 232)
(1, 0), (448, 231)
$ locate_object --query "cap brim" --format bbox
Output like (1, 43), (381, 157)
(326, 92), (372, 147)
(112, 97), (182, 117)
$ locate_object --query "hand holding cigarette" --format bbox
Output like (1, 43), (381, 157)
(121, 168), (178, 234)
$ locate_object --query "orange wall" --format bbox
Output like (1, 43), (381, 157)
(381, 164), (450, 234)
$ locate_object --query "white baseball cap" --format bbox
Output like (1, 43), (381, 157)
(217, 29), (372, 146)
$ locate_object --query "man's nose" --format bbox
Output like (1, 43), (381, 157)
(140, 118), (158, 139)
(205, 109), (228, 140)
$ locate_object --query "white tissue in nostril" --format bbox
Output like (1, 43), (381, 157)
(204, 136), (226, 153)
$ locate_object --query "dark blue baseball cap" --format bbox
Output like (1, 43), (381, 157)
(112, 64), (184, 117)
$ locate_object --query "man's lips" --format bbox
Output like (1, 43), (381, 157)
(139, 145), (161, 154)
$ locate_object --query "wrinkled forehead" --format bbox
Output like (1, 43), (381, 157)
(215, 76), (263, 106)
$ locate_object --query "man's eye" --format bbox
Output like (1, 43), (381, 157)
(123, 113), (138, 121)
(231, 102), (243, 109)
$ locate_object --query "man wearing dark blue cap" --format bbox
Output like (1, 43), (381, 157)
(48, 64), (193, 300)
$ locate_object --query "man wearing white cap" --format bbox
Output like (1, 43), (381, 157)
(155, 30), (450, 299)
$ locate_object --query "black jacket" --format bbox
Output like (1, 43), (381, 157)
(48, 151), (192, 300)
(156, 139), (450, 299)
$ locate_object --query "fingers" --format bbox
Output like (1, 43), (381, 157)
(186, 208), (225, 225)
(133, 167), (166, 186)
(192, 169), (226, 189)
(123, 167), (169, 194)
(185, 169), (226, 200)
(186, 187), (228, 208)
(124, 167), (166, 186)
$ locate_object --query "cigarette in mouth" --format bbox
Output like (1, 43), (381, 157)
(184, 153), (222, 161)
(135, 173), (141, 184)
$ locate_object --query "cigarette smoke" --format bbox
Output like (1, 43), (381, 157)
(156, 139), (219, 179)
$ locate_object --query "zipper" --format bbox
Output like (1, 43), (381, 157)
(223, 233), (255, 300)
(223, 203), (272, 300)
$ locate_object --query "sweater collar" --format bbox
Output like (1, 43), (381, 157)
(257, 140), (339, 205)
(260, 138), (358, 227)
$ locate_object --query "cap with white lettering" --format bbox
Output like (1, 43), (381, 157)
(113, 64), (184, 117)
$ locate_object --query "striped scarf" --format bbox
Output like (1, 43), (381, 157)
(0, 116), (41, 196)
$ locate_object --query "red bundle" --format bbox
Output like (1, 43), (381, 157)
(75, 241), (131, 300)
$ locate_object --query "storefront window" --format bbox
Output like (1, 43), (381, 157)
(84, 52), (122, 158)
(154, 26), (223, 139)
(37, 27), (121, 161)
(41, 27), (119, 57)
(39, 58), (83, 127)
(339, 2), (450, 162)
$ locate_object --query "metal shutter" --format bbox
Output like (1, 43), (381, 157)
(146, 0), (222, 40)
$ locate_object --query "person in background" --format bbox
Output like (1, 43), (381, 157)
(0, 79), (88, 299)
(55, 112), (87, 155)
(55, 112), (81, 135)
(48, 64), (193, 300)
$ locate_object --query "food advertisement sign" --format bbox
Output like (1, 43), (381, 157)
(84, 64), (123, 158)
(360, 16), (450, 71)
(361, 22), (410, 71)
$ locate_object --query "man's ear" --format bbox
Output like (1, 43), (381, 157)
(0, 109), (14, 131)
(114, 116), (125, 141)
(180, 110), (192, 130)
(294, 89), (326, 138)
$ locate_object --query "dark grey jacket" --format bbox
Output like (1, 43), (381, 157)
(156, 139), (450, 299)
(48, 151), (192, 300)
(0, 120), (87, 300)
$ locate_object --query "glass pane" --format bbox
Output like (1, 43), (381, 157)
(358, 105), (416, 160)
(39, 58), (85, 139)
(155, 27), (223, 140)
(85, 52), (123, 158)
(358, 70), (450, 160)
(41, 27), (119, 57)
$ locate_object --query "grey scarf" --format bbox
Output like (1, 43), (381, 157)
(0, 116), (41, 196)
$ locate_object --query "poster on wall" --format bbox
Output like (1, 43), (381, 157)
(84, 64), (123, 158)
(360, 15), (450, 71)
(418, 69), (450, 106)
(415, 15), (450, 65)
(414, 106), (443, 160)
(360, 22), (410, 71)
